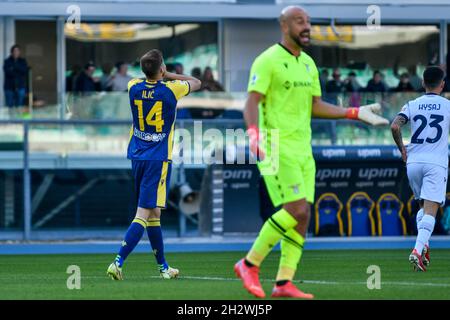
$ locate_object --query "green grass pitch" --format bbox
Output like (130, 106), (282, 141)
(1, 249), (449, 299)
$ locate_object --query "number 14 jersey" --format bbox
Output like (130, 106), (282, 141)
(127, 78), (190, 161)
(398, 93), (450, 168)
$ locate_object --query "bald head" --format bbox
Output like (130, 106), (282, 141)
(279, 5), (311, 50)
(279, 5), (307, 24)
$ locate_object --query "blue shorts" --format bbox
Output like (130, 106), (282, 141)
(132, 160), (172, 209)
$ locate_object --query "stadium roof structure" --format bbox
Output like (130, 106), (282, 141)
(1, 0), (450, 22)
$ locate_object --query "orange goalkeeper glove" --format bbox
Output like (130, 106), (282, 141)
(345, 103), (389, 126)
(247, 124), (266, 161)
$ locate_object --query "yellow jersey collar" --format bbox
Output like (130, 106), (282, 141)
(277, 42), (302, 60)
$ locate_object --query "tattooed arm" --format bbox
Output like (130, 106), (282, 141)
(390, 115), (408, 162)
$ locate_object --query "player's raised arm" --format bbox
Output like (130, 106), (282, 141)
(390, 114), (408, 162)
(312, 96), (389, 126)
(164, 71), (202, 93)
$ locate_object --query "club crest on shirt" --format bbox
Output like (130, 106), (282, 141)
(304, 63), (310, 73)
(251, 74), (258, 85)
(289, 184), (300, 194)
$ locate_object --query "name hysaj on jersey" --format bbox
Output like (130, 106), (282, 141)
(418, 103), (441, 111)
(398, 93), (450, 168)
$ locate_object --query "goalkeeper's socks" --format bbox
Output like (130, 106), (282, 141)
(276, 229), (305, 282)
(244, 259), (255, 268)
(246, 209), (298, 267)
(146, 218), (168, 269)
(117, 217), (146, 266)
(414, 214), (435, 254)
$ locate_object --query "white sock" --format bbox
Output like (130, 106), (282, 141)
(414, 214), (435, 254)
(416, 208), (424, 225)
(415, 209), (428, 246)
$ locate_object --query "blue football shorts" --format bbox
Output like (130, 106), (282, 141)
(131, 160), (172, 209)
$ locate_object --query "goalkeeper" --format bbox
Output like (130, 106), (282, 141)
(234, 5), (388, 299)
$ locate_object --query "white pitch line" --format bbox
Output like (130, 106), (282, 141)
(146, 275), (450, 288)
(2, 274), (448, 288)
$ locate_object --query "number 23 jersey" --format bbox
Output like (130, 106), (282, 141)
(398, 93), (450, 168)
(127, 78), (190, 161)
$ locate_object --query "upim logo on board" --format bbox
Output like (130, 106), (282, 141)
(316, 168), (351, 181)
(357, 148), (381, 158)
(359, 168), (398, 180)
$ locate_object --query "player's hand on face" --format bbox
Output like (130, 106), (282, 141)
(161, 64), (167, 78)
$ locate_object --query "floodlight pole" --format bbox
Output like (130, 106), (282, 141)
(23, 122), (31, 241)
(178, 121), (187, 237)
(439, 20), (448, 66)
(57, 16), (66, 120)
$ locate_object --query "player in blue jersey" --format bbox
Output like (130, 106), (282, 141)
(107, 49), (201, 280)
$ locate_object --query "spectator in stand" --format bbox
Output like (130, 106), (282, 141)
(365, 70), (387, 93)
(408, 65), (422, 91)
(111, 62), (132, 92)
(100, 63), (114, 92)
(3, 44), (29, 108)
(392, 72), (415, 92)
(201, 66), (224, 92)
(344, 71), (361, 92)
(191, 67), (202, 80)
(165, 63), (176, 73)
(66, 64), (82, 92)
(344, 71), (362, 107)
(74, 62), (99, 93)
(174, 62), (184, 75)
(325, 68), (345, 105)
(319, 69), (329, 94)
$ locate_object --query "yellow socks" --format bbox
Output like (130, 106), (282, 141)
(276, 228), (305, 281)
(246, 208), (298, 267)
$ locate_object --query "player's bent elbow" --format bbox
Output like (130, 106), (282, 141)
(390, 122), (399, 133)
(191, 79), (202, 92)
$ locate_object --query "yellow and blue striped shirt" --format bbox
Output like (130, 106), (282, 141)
(127, 78), (190, 161)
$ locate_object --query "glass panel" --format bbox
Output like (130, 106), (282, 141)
(15, 20), (57, 113)
(65, 22), (219, 93)
(308, 25), (440, 100)
(0, 123), (24, 232)
(0, 170), (24, 232)
(60, 90), (450, 146)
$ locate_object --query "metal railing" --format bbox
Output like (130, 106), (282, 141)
(0, 117), (384, 240)
(0, 118), (248, 240)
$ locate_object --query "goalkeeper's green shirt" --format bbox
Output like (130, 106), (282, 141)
(247, 43), (321, 158)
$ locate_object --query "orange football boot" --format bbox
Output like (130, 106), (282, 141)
(271, 281), (314, 299)
(234, 258), (266, 298)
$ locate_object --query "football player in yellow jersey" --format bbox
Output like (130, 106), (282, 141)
(234, 6), (388, 298)
(107, 49), (201, 280)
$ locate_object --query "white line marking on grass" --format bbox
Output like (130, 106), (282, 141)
(148, 275), (450, 288)
(2, 274), (448, 288)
